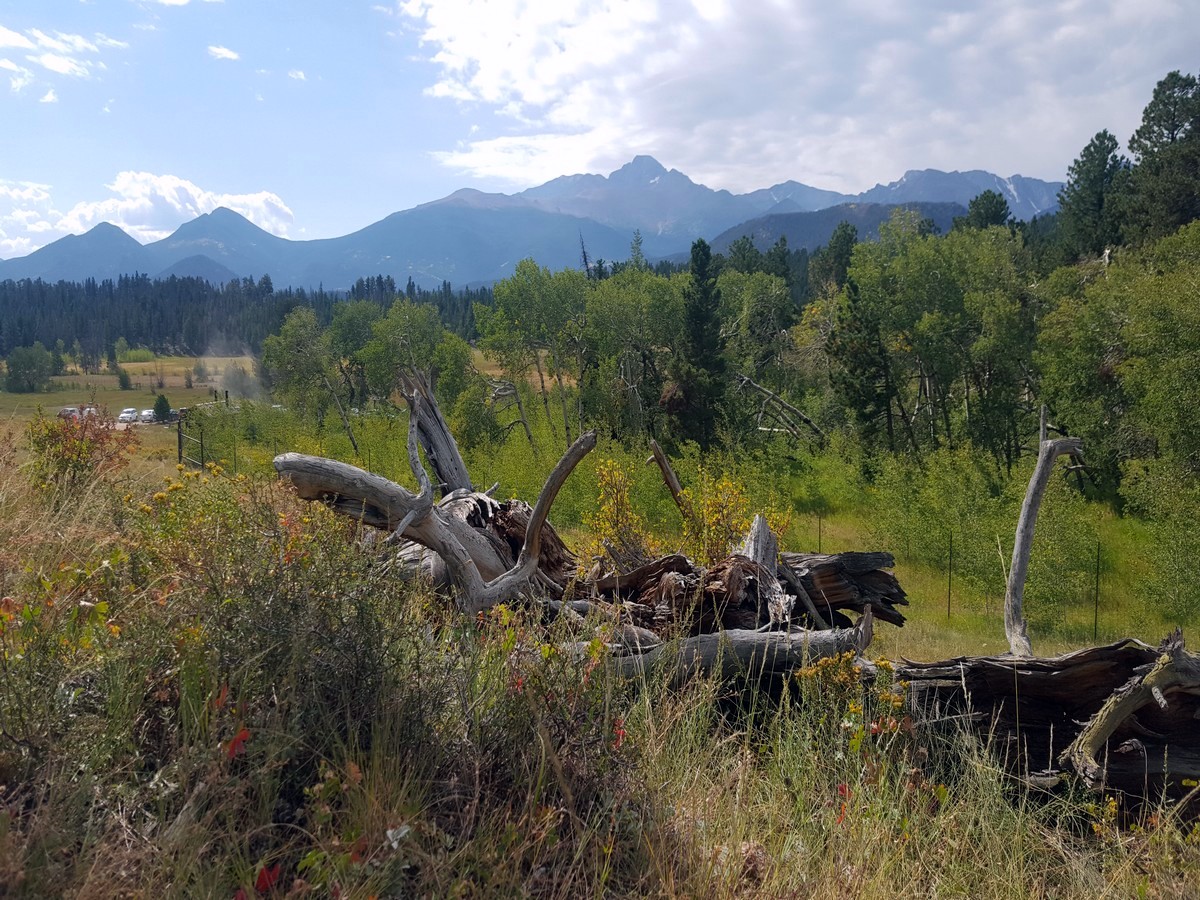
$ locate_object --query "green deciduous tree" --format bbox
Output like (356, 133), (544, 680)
(260, 307), (335, 422)
(5, 342), (53, 393)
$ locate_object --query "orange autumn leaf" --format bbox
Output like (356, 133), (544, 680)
(226, 726), (250, 759)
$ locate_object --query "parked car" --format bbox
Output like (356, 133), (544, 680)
(140, 409), (156, 423)
(57, 405), (98, 421)
(118, 408), (139, 423)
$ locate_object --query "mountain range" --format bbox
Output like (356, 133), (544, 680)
(0, 157), (1063, 289)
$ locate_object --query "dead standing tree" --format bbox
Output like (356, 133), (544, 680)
(902, 429), (1200, 812)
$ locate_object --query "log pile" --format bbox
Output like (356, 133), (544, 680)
(274, 388), (1200, 816)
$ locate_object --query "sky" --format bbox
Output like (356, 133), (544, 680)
(0, 0), (1195, 259)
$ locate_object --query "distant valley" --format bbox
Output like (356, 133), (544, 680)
(0, 157), (1062, 289)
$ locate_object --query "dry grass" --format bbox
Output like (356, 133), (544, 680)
(0, 429), (1197, 898)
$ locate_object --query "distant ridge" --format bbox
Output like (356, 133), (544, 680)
(156, 254), (241, 284)
(0, 158), (1063, 288)
(709, 202), (968, 255)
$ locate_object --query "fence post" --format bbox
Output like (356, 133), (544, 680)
(947, 530), (953, 620)
(177, 418), (183, 465)
(1093, 540), (1101, 641)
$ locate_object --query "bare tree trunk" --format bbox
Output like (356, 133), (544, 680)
(323, 375), (359, 457)
(548, 347), (573, 448)
(490, 379), (534, 448)
(399, 372), (472, 496)
(533, 355), (558, 442)
(1005, 436), (1083, 657)
(647, 439), (691, 520)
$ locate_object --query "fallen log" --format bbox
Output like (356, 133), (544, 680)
(901, 632), (1200, 807)
(1063, 630), (1200, 801)
(274, 389), (891, 699)
(275, 393), (591, 613)
(608, 609), (874, 689)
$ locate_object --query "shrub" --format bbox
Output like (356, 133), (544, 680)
(25, 406), (138, 495)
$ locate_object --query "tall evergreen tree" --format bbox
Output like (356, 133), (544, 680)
(827, 279), (895, 451)
(953, 190), (1012, 230)
(1057, 129), (1130, 257)
(1125, 71), (1200, 242)
(669, 239), (726, 448)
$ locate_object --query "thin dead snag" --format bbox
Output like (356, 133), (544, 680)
(1005, 436), (1083, 657)
(647, 439), (691, 520)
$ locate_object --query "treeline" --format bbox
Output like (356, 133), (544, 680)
(0, 272), (491, 366)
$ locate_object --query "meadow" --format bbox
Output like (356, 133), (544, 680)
(2, 355), (1197, 897)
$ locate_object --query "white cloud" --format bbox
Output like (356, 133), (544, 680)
(95, 34), (129, 50)
(396, 0), (1200, 193)
(0, 24), (35, 50)
(27, 52), (89, 77)
(207, 44), (239, 61)
(0, 173), (295, 256)
(39, 87), (57, 103)
(288, 69), (305, 81)
(0, 58), (34, 92)
(0, 181), (51, 204)
(29, 29), (96, 54)
(55, 172), (294, 243)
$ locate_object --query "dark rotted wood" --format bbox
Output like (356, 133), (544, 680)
(781, 552), (908, 626)
(1063, 630), (1200, 802)
(589, 554), (693, 594)
(492, 499), (577, 591)
(901, 635), (1200, 805)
